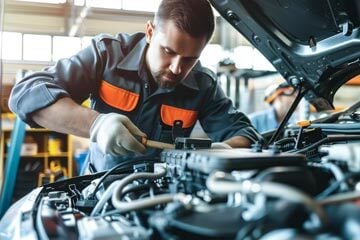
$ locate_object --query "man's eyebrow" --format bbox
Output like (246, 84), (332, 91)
(163, 45), (200, 59)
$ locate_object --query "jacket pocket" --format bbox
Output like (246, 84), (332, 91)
(99, 80), (139, 111)
(160, 104), (197, 128)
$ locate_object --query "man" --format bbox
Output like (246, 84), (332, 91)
(249, 82), (297, 133)
(9, 0), (261, 173)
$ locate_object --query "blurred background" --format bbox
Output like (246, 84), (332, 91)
(1, 0), (358, 115)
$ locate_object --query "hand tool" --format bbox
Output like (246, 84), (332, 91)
(136, 136), (175, 150)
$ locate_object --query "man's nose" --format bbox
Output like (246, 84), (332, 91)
(169, 56), (181, 75)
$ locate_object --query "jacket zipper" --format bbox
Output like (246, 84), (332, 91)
(134, 82), (150, 126)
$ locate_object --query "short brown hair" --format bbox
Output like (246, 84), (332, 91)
(154, 0), (215, 42)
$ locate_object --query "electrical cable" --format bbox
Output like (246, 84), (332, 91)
(120, 183), (152, 197)
(113, 193), (184, 213)
(206, 171), (327, 226)
(316, 172), (360, 200)
(321, 162), (348, 191)
(88, 155), (160, 199)
(111, 166), (188, 214)
(288, 135), (360, 154)
(90, 179), (120, 216)
(318, 191), (360, 206)
(91, 165), (167, 216)
(274, 136), (296, 146)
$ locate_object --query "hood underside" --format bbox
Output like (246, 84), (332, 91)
(210, 0), (360, 111)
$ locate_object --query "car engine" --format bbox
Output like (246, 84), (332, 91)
(1, 106), (360, 240)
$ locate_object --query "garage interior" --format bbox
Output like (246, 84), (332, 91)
(0, 0), (360, 238)
(0, 0), (285, 189)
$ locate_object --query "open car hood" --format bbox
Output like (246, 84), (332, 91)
(210, 0), (360, 111)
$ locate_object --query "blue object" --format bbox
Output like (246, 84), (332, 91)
(74, 150), (88, 175)
(0, 117), (26, 219)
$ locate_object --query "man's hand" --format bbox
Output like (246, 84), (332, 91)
(90, 113), (147, 156)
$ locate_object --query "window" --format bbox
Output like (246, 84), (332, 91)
(75, 0), (159, 12)
(1, 32), (22, 60)
(232, 46), (275, 71)
(23, 34), (52, 61)
(252, 49), (275, 71)
(84, 0), (121, 9)
(53, 36), (81, 61)
(16, 0), (66, 4)
(199, 44), (224, 72)
(233, 46), (254, 69)
(122, 0), (157, 12)
(74, 0), (85, 6)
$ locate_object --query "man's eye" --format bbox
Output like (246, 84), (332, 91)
(163, 48), (173, 55)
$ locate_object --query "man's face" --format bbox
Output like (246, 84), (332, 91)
(279, 88), (297, 107)
(145, 20), (208, 89)
(275, 88), (297, 116)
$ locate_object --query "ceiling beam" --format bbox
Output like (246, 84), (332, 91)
(66, 0), (90, 37)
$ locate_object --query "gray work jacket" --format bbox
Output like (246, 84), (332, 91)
(9, 32), (262, 172)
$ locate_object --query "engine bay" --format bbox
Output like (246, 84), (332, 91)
(2, 107), (360, 240)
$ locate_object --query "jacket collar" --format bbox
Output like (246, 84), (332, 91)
(117, 37), (147, 71)
(117, 35), (200, 91)
(180, 63), (201, 91)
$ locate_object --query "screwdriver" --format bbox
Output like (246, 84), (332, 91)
(136, 135), (175, 150)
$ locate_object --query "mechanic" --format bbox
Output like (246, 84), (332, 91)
(248, 82), (297, 133)
(9, 0), (262, 173)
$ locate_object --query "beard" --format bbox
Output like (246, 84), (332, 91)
(153, 70), (182, 89)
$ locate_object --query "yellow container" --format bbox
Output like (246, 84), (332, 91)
(48, 137), (62, 154)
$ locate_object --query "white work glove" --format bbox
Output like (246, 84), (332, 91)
(90, 113), (146, 156)
(211, 142), (232, 149)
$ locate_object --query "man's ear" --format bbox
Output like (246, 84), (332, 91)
(145, 21), (154, 43)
